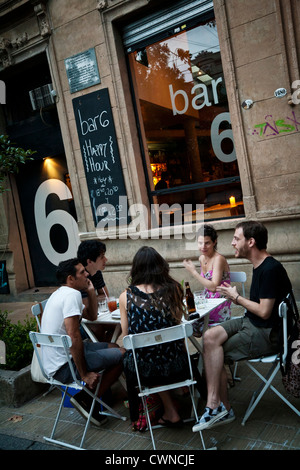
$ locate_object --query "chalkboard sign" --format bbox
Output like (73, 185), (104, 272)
(73, 89), (130, 227)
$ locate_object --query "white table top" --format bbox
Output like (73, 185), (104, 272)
(82, 308), (121, 325)
(183, 297), (227, 323)
(82, 299), (226, 325)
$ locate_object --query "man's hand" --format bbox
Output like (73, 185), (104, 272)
(216, 282), (239, 302)
(82, 371), (100, 389)
(85, 278), (95, 293)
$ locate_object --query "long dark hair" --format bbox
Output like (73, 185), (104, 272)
(128, 246), (185, 322)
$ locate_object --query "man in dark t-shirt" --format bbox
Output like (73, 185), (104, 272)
(77, 240), (114, 342)
(247, 256), (291, 329)
(77, 240), (108, 300)
(193, 221), (292, 432)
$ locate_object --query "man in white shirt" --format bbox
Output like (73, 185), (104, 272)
(41, 258), (124, 426)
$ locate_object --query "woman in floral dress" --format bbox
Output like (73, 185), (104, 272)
(183, 224), (231, 336)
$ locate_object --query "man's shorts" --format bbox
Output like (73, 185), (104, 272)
(220, 316), (280, 364)
(53, 342), (122, 384)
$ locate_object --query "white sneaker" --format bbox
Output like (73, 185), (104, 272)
(210, 407), (235, 428)
(192, 402), (229, 432)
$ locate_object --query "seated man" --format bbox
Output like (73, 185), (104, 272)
(41, 258), (125, 426)
(77, 240), (114, 341)
(193, 220), (292, 431)
(77, 240), (109, 300)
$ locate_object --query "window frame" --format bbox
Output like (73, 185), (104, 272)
(123, 4), (244, 224)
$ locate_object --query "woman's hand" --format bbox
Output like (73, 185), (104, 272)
(183, 259), (197, 275)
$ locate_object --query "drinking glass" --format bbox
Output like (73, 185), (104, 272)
(98, 299), (108, 313)
(107, 296), (117, 312)
(194, 291), (207, 310)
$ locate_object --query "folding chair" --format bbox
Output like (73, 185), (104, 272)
(230, 271), (247, 307)
(31, 300), (55, 392)
(29, 331), (126, 450)
(123, 323), (213, 450)
(241, 293), (300, 425)
(31, 299), (48, 331)
(230, 271), (247, 381)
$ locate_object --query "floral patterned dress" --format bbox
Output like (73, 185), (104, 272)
(201, 269), (232, 323)
(192, 269), (231, 337)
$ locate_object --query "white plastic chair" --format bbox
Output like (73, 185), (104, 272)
(31, 299), (48, 331)
(29, 331), (126, 450)
(31, 300), (54, 391)
(230, 271), (247, 312)
(241, 293), (300, 425)
(123, 323), (212, 450)
(230, 271), (247, 381)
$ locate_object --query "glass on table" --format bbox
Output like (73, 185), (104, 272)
(107, 296), (117, 312)
(98, 298), (108, 313)
(194, 290), (207, 310)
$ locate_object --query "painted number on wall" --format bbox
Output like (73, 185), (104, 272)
(211, 112), (236, 163)
(34, 179), (79, 265)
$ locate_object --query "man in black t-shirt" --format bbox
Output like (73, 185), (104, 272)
(193, 221), (292, 433)
(77, 240), (108, 300)
(77, 240), (114, 342)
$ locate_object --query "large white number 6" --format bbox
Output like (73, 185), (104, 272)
(34, 179), (79, 265)
(211, 112), (236, 163)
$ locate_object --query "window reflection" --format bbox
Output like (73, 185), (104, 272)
(128, 17), (244, 224)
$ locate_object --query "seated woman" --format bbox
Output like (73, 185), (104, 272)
(119, 246), (188, 430)
(183, 224), (231, 336)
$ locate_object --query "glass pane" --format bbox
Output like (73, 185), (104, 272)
(127, 16), (244, 223)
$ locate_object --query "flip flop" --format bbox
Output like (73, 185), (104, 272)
(158, 416), (183, 428)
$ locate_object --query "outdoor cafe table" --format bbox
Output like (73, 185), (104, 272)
(81, 297), (227, 348)
(81, 309), (121, 343)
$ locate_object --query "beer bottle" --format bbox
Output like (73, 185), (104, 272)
(185, 281), (195, 314)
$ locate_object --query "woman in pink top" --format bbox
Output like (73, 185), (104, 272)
(183, 224), (231, 336)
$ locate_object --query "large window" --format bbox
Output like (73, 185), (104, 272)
(125, 8), (244, 224)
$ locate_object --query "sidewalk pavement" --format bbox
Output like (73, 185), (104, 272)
(0, 299), (299, 451)
(1, 356), (299, 451)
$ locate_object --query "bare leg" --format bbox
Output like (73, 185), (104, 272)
(158, 391), (181, 423)
(203, 326), (230, 410)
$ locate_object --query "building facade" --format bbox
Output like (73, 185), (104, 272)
(0, 0), (299, 298)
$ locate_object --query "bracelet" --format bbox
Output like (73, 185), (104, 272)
(235, 294), (240, 304)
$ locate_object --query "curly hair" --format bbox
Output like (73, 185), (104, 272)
(77, 240), (106, 266)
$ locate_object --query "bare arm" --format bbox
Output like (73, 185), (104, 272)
(64, 315), (100, 388)
(216, 282), (275, 320)
(119, 291), (128, 337)
(82, 278), (98, 321)
(183, 255), (227, 293)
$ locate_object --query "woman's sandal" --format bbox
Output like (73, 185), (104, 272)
(158, 416), (183, 428)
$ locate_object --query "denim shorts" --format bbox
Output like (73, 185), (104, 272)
(220, 316), (280, 364)
(53, 342), (122, 384)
